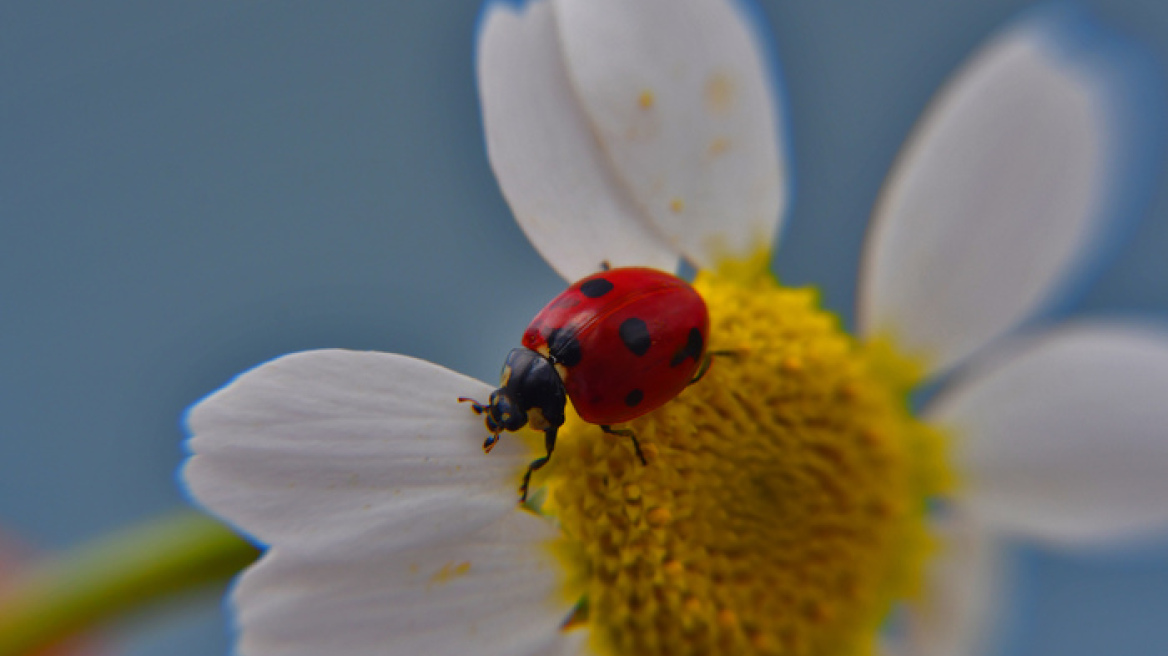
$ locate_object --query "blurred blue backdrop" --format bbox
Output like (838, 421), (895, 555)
(3, 2), (1168, 655)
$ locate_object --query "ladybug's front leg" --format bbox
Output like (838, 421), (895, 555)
(519, 426), (558, 503)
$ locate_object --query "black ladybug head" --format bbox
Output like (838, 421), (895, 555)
(486, 388), (527, 433)
(462, 348), (568, 456)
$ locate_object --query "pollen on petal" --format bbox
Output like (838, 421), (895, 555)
(707, 136), (731, 157)
(428, 560), (472, 587)
(536, 263), (951, 656)
(704, 72), (735, 116)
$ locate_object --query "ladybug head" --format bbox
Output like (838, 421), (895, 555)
(457, 375), (532, 452)
(459, 347), (567, 454)
(458, 389), (526, 453)
(485, 388), (528, 434)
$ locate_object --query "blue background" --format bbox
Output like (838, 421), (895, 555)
(3, 2), (1168, 655)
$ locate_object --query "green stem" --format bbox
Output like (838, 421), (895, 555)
(0, 510), (258, 656)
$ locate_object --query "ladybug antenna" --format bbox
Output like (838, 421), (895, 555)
(459, 396), (504, 451)
(457, 396), (485, 414)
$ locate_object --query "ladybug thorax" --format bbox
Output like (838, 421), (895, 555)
(495, 347), (567, 432)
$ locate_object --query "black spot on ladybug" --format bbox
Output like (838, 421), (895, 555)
(625, 389), (644, 407)
(619, 318), (651, 356)
(547, 328), (582, 367)
(579, 278), (614, 298)
(670, 327), (704, 367)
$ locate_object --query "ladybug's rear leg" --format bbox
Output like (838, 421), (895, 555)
(601, 425), (647, 466)
(689, 354), (714, 385)
(688, 349), (743, 385)
(519, 426), (558, 503)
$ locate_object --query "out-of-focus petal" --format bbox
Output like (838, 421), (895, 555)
(884, 512), (1006, 656)
(234, 510), (575, 656)
(552, 0), (788, 268)
(859, 7), (1164, 377)
(476, 0), (679, 281)
(927, 322), (1168, 546)
(536, 630), (590, 656)
(183, 349), (533, 559)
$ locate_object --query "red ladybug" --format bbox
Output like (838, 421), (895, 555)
(460, 266), (710, 501)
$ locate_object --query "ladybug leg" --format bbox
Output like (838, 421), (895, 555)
(601, 425), (647, 466)
(483, 433), (502, 453)
(687, 349), (742, 386)
(599, 259), (612, 271)
(688, 354), (714, 385)
(519, 426), (558, 503)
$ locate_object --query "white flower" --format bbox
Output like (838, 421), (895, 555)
(183, 1), (1168, 655)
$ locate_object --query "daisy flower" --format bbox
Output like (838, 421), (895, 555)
(183, 1), (1168, 655)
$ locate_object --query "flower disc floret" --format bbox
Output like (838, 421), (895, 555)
(539, 263), (951, 656)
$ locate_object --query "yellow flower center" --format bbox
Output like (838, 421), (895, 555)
(534, 260), (952, 656)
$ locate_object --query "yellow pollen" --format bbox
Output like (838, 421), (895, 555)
(539, 257), (952, 656)
(639, 89), (656, 109)
(429, 561), (471, 587)
(704, 72), (735, 115)
(708, 136), (731, 157)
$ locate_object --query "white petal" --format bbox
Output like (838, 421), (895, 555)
(885, 512), (1007, 656)
(235, 510), (577, 656)
(183, 350), (534, 559)
(859, 7), (1163, 376)
(552, 0), (788, 267)
(927, 322), (1168, 546)
(477, 0), (679, 281)
(537, 630), (591, 656)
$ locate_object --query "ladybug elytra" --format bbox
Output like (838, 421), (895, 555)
(460, 266), (710, 501)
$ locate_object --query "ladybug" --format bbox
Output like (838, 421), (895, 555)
(460, 266), (710, 501)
